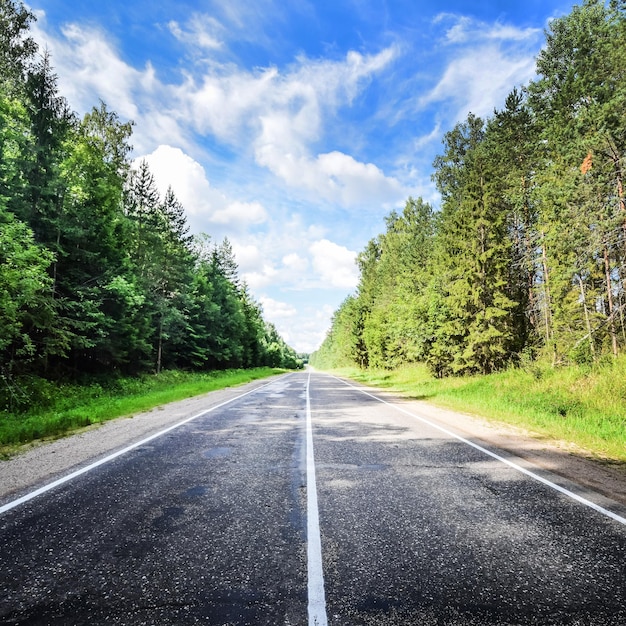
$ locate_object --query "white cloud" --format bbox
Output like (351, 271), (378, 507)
(242, 263), (279, 289)
(233, 225), (360, 296)
(34, 12), (402, 210)
(140, 145), (269, 234)
(438, 15), (474, 44)
(140, 145), (214, 214)
(36, 21), (143, 120)
(259, 296), (297, 319)
(177, 47), (402, 209)
(487, 24), (542, 42)
(317, 151), (404, 206)
(413, 122), (443, 150)
(231, 243), (263, 271)
(180, 65), (280, 142)
(419, 14), (541, 122)
(255, 144), (405, 209)
(273, 303), (337, 354)
(31, 14), (189, 154)
(282, 253), (308, 273)
(419, 44), (536, 120)
(168, 14), (224, 50)
(435, 13), (541, 45)
(211, 201), (268, 225)
(239, 246), (310, 290)
(309, 239), (358, 289)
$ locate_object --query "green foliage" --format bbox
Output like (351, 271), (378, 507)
(0, 209), (54, 377)
(0, 0), (37, 96)
(337, 357), (626, 463)
(310, 295), (368, 369)
(314, 0), (626, 380)
(0, 368), (284, 450)
(0, 8), (297, 405)
(430, 115), (519, 375)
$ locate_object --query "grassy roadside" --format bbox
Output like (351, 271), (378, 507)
(326, 359), (626, 465)
(0, 368), (285, 456)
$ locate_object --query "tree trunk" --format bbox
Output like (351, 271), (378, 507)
(156, 315), (163, 374)
(540, 232), (554, 350)
(577, 274), (595, 360)
(603, 245), (619, 357)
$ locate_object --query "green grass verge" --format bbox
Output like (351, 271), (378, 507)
(0, 368), (284, 455)
(326, 359), (626, 464)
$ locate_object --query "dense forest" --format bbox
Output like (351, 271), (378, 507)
(0, 0), (300, 409)
(312, 0), (626, 376)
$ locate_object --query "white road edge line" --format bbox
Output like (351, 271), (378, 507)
(333, 375), (626, 527)
(0, 375), (289, 517)
(306, 371), (329, 626)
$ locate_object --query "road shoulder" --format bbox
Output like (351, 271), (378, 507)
(0, 378), (281, 506)
(380, 389), (626, 508)
(3, 373), (625, 513)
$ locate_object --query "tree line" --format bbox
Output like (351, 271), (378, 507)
(1, 0), (300, 408)
(312, 0), (626, 376)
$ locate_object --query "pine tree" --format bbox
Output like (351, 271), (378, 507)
(431, 114), (518, 375)
(0, 0), (37, 96)
(57, 103), (140, 372)
(528, 0), (626, 360)
(487, 89), (540, 355)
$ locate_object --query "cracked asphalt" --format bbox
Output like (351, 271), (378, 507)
(1, 371), (625, 625)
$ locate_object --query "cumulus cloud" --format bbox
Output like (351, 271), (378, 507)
(242, 263), (279, 289)
(255, 143), (405, 209)
(231, 243), (263, 271)
(282, 253), (308, 273)
(309, 239), (358, 289)
(239, 246), (309, 290)
(211, 201), (268, 225)
(141, 145), (214, 214)
(259, 297), (297, 319)
(140, 145), (268, 232)
(33, 11), (402, 210)
(234, 229), (359, 294)
(317, 151), (404, 206)
(177, 47), (403, 209)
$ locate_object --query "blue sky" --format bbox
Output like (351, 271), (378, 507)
(29, 0), (575, 352)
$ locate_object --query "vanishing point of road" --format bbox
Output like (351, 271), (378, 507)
(1, 371), (626, 625)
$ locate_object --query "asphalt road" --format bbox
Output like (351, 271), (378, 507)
(1, 371), (626, 625)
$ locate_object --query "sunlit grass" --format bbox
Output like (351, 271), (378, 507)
(325, 359), (626, 464)
(0, 368), (284, 455)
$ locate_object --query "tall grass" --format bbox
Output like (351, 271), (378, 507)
(330, 358), (626, 463)
(0, 368), (284, 454)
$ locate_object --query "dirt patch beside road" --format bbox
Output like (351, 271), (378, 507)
(0, 381), (273, 507)
(387, 391), (626, 510)
(2, 378), (625, 514)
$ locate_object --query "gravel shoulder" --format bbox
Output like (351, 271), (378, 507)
(379, 390), (626, 510)
(2, 374), (625, 512)
(0, 378), (277, 507)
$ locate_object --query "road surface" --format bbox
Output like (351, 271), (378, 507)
(1, 371), (625, 625)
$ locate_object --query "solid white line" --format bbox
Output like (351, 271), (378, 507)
(332, 375), (626, 527)
(306, 371), (328, 626)
(0, 376), (287, 517)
